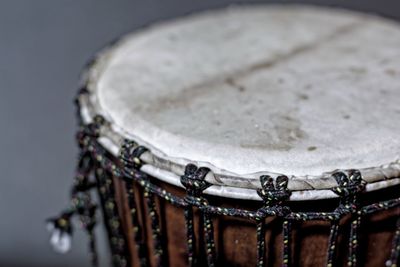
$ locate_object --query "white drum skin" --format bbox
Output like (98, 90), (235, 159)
(67, 6), (400, 267)
(81, 4), (400, 200)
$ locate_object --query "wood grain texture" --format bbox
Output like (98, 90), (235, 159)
(112, 177), (399, 267)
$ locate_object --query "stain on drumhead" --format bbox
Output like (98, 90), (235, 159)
(94, 5), (400, 177)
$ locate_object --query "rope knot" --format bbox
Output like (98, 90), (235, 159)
(119, 139), (148, 169)
(332, 170), (365, 197)
(257, 175), (291, 206)
(180, 163), (211, 197)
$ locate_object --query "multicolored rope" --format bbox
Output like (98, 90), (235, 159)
(120, 140), (149, 267)
(144, 189), (166, 266)
(47, 150), (99, 266)
(332, 170), (365, 267)
(387, 216), (400, 267)
(326, 221), (339, 267)
(180, 164), (216, 267)
(256, 175), (291, 267)
(94, 167), (129, 267)
(49, 109), (400, 267)
(87, 131), (400, 267)
(255, 219), (266, 267)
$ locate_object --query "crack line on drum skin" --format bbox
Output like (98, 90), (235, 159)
(77, 46), (400, 197)
(144, 19), (365, 114)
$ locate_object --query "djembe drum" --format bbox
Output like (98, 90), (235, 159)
(48, 5), (400, 267)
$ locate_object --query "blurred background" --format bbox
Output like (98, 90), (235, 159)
(1, 0), (400, 266)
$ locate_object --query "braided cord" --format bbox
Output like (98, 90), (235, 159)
(203, 211), (216, 267)
(348, 211), (362, 267)
(387, 216), (400, 267)
(95, 167), (129, 267)
(144, 189), (166, 267)
(256, 220), (266, 267)
(184, 207), (196, 267)
(282, 220), (291, 267)
(123, 178), (148, 267)
(326, 221), (339, 267)
(51, 110), (400, 267)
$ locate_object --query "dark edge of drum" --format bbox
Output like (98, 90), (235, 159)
(45, 34), (400, 267)
(76, 25), (400, 199)
(46, 92), (400, 266)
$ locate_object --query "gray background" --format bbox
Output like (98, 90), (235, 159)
(1, 0), (399, 266)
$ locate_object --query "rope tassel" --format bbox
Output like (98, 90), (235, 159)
(46, 193), (98, 266)
(47, 124), (100, 266)
(46, 212), (74, 254)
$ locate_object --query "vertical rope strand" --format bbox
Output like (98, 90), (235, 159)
(326, 222), (339, 267)
(80, 191), (98, 267)
(124, 178), (148, 267)
(282, 220), (291, 267)
(119, 141), (151, 266)
(77, 153), (99, 267)
(348, 212), (361, 267)
(256, 220), (266, 267)
(180, 164), (212, 266)
(144, 189), (165, 267)
(332, 170), (365, 267)
(184, 207), (196, 267)
(257, 175), (291, 267)
(387, 216), (400, 267)
(203, 211), (216, 267)
(88, 226), (98, 266)
(95, 168), (118, 264)
(96, 168), (129, 267)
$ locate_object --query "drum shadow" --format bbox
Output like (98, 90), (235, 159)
(215, 215), (258, 267)
(291, 220), (331, 267)
(358, 209), (399, 267)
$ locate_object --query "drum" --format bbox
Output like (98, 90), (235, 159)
(48, 5), (400, 267)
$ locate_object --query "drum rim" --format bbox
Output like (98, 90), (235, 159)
(77, 30), (400, 201)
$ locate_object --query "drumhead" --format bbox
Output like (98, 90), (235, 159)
(80, 4), (400, 200)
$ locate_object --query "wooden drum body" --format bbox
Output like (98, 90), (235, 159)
(78, 138), (399, 267)
(49, 5), (400, 267)
(94, 156), (400, 266)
